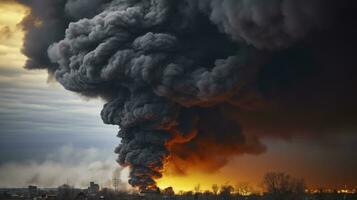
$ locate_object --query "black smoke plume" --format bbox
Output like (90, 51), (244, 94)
(17, 0), (357, 191)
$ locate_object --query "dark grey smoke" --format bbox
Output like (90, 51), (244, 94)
(43, 0), (269, 189)
(17, 0), (357, 191)
(18, 0), (109, 70)
(195, 0), (334, 49)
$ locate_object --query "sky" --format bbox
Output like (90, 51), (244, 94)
(0, 1), (127, 189)
(0, 1), (356, 192)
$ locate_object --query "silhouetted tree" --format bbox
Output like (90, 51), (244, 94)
(220, 185), (234, 200)
(212, 184), (219, 195)
(194, 184), (201, 194)
(203, 190), (213, 196)
(162, 187), (175, 196)
(236, 182), (254, 196)
(262, 172), (305, 200)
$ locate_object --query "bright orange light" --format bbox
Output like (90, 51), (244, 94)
(157, 172), (234, 193)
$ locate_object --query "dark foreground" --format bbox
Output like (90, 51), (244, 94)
(1, 190), (356, 200)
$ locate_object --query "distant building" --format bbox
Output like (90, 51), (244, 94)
(88, 182), (99, 195)
(139, 187), (161, 198)
(28, 185), (38, 198)
(58, 184), (72, 193)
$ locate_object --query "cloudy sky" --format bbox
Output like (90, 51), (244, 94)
(0, 2), (128, 189)
(0, 1), (356, 192)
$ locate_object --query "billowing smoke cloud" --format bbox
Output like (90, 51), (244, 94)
(16, 0), (357, 191)
(15, 0), (110, 70)
(195, 0), (335, 49)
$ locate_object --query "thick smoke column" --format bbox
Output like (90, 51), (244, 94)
(17, 0), (357, 191)
(46, 0), (263, 189)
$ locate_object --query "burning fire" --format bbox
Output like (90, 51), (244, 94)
(157, 174), (230, 193)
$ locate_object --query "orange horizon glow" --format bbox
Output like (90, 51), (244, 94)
(157, 173), (357, 194)
(157, 173), (235, 193)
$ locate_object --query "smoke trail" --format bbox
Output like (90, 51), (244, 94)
(17, 0), (357, 191)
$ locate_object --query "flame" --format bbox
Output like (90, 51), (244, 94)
(157, 172), (233, 193)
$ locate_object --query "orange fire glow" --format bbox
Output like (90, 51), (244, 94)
(157, 172), (234, 193)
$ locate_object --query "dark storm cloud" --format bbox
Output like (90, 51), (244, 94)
(17, 0), (357, 191)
